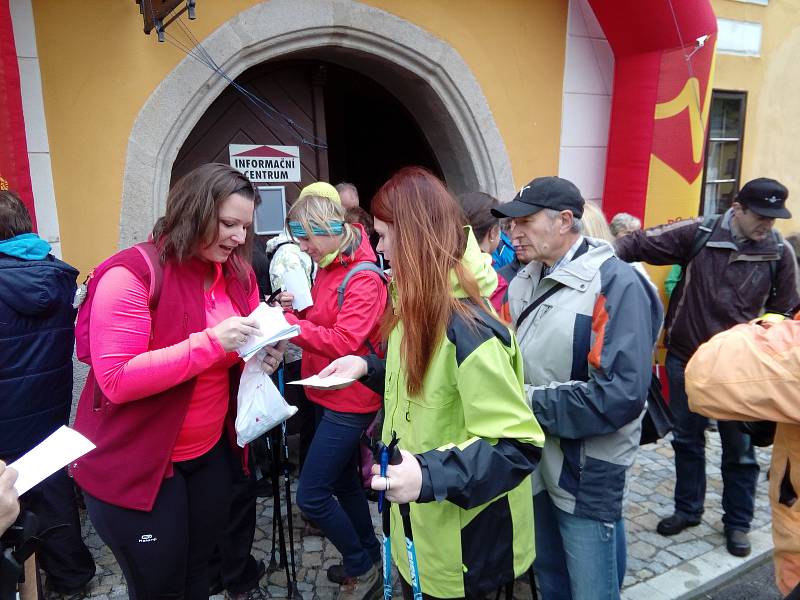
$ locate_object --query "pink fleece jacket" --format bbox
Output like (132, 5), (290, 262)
(90, 262), (259, 461)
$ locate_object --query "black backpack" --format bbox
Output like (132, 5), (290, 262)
(682, 214), (782, 304)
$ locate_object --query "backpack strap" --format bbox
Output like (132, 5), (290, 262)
(768, 229), (784, 304)
(515, 283), (565, 330)
(337, 261), (388, 310)
(686, 214), (720, 264)
(337, 261), (389, 355)
(133, 242), (163, 309)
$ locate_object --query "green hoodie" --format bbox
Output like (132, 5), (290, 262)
(371, 229), (545, 598)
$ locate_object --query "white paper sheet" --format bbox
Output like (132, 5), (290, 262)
(288, 375), (355, 388)
(9, 426), (95, 496)
(238, 303), (301, 361)
(282, 267), (313, 311)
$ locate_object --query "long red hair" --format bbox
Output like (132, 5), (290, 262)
(371, 167), (485, 395)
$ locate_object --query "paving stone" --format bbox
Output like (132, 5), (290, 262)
(73, 432), (774, 598)
(669, 539), (714, 560)
(628, 540), (658, 560)
(654, 549), (682, 568)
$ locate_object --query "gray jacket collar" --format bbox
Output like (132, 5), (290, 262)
(516, 237), (615, 291)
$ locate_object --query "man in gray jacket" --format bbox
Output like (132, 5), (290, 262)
(493, 177), (662, 600)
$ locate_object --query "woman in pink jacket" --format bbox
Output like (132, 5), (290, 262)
(72, 164), (283, 599)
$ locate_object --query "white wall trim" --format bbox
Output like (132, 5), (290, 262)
(9, 0), (62, 258)
(120, 0), (515, 248)
(558, 0), (614, 205)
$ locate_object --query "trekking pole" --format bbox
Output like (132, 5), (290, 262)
(398, 503), (422, 600)
(266, 433), (280, 573)
(270, 427), (290, 585)
(385, 439), (422, 600)
(378, 433), (401, 600)
(278, 365), (300, 599)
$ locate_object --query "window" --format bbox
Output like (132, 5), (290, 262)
(716, 18), (762, 56)
(701, 91), (746, 216)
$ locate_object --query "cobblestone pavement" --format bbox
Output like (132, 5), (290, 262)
(70, 432), (772, 600)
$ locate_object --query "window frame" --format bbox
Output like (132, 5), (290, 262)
(699, 90), (748, 216)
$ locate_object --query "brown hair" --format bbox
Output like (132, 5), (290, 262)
(152, 163), (259, 265)
(456, 191), (499, 243)
(0, 190), (33, 241)
(345, 206), (375, 236)
(371, 166), (486, 395)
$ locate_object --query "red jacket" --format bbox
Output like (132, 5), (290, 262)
(285, 225), (386, 413)
(71, 245), (254, 511)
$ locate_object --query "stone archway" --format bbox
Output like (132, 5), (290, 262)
(119, 0), (515, 248)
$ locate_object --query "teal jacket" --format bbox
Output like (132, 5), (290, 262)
(362, 230), (544, 597)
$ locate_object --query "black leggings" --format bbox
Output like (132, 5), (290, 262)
(85, 438), (233, 600)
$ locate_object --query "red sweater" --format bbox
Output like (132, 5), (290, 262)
(285, 225), (386, 413)
(72, 246), (256, 511)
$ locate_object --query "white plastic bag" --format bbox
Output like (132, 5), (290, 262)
(235, 351), (298, 447)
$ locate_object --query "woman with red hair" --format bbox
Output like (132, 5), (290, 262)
(321, 167), (544, 599)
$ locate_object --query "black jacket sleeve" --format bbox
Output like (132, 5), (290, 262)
(614, 219), (700, 265)
(358, 353), (386, 396)
(766, 243), (800, 316)
(415, 439), (541, 510)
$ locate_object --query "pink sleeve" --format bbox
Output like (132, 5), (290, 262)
(90, 266), (228, 404)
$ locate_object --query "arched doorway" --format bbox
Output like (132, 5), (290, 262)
(118, 0), (514, 249)
(171, 59), (443, 207)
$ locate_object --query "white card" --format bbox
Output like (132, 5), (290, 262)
(282, 267), (313, 311)
(288, 375), (355, 388)
(9, 426), (95, 496)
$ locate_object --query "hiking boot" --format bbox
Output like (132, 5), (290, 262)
(44, 582), (89, 600)
(725, 529), (751, 557)
(225, 587), (267, 600)
(656, 513), (701, 536)
(328, 560), (381, 585)
(336, 563), (382, 600)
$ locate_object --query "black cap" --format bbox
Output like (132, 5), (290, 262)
(736, 178), (791, 219)
(491, 176), (585, 219)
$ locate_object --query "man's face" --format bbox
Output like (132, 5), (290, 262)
(510, 210), (567, 265)
(339, 189), (359, 210)
(732, 202), (776, 242)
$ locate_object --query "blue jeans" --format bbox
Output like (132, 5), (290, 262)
(296, 407), (380, 576)
(665, 352), (759, 531)
(533, 492), (626, 600)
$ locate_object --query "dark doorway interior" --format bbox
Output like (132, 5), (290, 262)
(322, 63), (443, 208)
(171, 58), (443, 209)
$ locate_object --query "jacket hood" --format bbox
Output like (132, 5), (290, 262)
(326, 223), (377, 270)
(0, 233), (51, 260)
(452, 227), (498, 298)
(265, 228), (293, 253)
(0, 256), (79, 316)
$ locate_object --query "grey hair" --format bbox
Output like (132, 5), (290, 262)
(609, 212), (641, 237)
(335, 182), (359, 199)
(543, 208), (583, 234)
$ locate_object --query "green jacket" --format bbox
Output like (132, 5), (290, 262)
(363, 230), (544, 597)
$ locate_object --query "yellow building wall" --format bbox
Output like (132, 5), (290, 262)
(31, 0), (567, 275)
(711, 0), (800, 235)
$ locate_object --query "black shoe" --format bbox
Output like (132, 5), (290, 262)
(328, 564), (347, 585)
(725, 529), (751, 557)
(656, 513), (701, 536)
